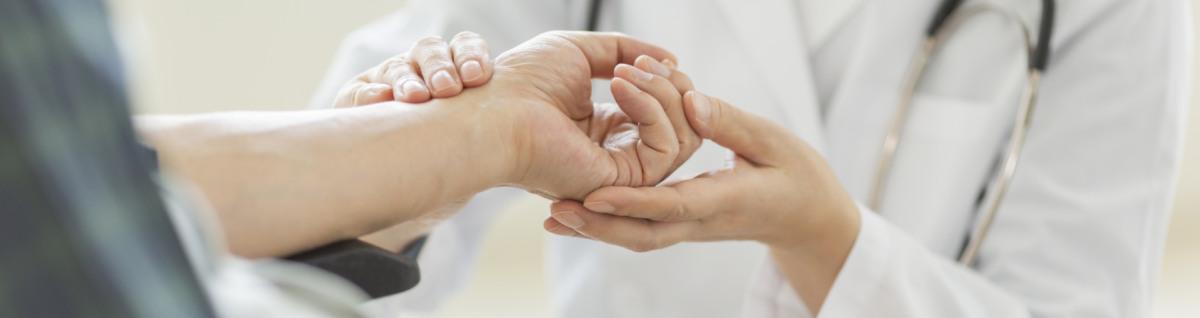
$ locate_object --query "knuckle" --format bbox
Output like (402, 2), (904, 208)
(381, 59), (412, 75)
(668, 203), (689, 221)
(419, 55), (456, 71)
(451, 31), (483, 42)
(541, 30), (569, 38)
(414, 35), (446, 48)
(396, 74), (424, 85)
(335, 85), (361, 108)
(678, 135), (697, 149)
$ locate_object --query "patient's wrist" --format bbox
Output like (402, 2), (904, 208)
(445, 89), (527, 190)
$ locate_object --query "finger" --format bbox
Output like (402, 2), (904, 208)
(548, 200), (700, 253)
(636, 56), (694, 95)
(449, 31), (493, 87)
(610, 76), (679, 180)
(684, 92), (795, 165)
(408, 36), (463, 98)
(334, 82), (393, 108)
(543, 215), (587, 238)
(630, 55), (700, 175)
(374, 53), (432, 103)
(553, 31), (677, 79)
(581, 174), (739, 222)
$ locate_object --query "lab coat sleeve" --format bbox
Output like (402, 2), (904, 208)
(746, 0), (1192, 317)
(308, 0), (581, 313)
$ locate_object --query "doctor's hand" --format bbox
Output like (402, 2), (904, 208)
(334, 31), (495, 107)
(544, 92), (861, 311)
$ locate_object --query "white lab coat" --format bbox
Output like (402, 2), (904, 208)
(309, 0), (1192, 317)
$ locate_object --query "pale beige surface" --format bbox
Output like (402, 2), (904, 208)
(110, 1), (1198, 317)
(107, 0), (408, 114)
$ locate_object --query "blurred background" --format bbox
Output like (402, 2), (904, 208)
(105, 0), (1198, 317)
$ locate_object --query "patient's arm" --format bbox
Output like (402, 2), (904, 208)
(340, 33), (702, 253)
(137, 31), (682, 258)
(138, 99), (514, 258)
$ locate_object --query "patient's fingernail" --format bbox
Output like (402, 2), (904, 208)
(692, 92), (711, 123)
(553, 211), (585, 229)
(400, 80), (426, 97)
(431, 70), (456, 93)
(583, 201), (615, 213)
(646, 58), (671, 78)
(620, 64), (653, 82)
(460, 60), (483, 82)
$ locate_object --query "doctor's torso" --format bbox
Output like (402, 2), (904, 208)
(313, 0), (1124, 317)
(552, 0), (1028, 317)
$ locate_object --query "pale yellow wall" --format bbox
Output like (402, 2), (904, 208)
(107, 1), (1199, 317)
(107, 0), (408, 114)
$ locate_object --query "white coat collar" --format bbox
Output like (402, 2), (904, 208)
(712, 0), (831, 154)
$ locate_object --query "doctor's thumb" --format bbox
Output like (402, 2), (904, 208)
(682, 91), (790, 163)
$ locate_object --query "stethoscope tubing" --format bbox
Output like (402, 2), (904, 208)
(584, 0), (1055, 268)
(871, 0), (1055, 267)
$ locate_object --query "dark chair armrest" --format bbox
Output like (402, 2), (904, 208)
(285, 239), (421, 299)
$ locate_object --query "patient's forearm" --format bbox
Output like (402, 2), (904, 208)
(136, 100), (513, 257)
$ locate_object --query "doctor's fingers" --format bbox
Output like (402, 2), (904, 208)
(449, 31), (493, 87)
(626, 56), (701, 174)
(407, 36), (464, 98)
(334, 80), (394, 108)
(578, 172), (744, 222)
(610, 77), (679, 181)
(548, 31), (677, 79)
(633, 55), (694, 95)
(613, 63), (696, 158)
(684, 92), (797, 166)
(546, 200), (700, 253)
(372, 52), (433, 103)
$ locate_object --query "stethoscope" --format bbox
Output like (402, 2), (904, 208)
(586, 0), (1055, 267)
(873, 0), (1055, 266)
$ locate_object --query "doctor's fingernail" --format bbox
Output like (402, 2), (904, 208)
(460, 60), (483, 82)
(662, 59), (677, 69)
(400, 81), (426, 98)
(619, 64), (654, 82)
(583, 201), (615, 213)
(646, 58), (672, 78)
(431, 70), (456, 93)
(552, 211), (585, 229)
(691, 92), (711, 123)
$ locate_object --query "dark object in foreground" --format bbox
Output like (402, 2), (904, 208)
(286, 238), (425, 299)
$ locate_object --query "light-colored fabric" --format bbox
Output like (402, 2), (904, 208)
(158, 174), (380, 318)
(308, 0), (1190, 317)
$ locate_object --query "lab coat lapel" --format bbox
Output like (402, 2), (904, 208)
(799, 0), (867, 50)
(713, 0), (827, 154)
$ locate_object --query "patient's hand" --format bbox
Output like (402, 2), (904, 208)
(463, 32), (703, 200)
(339, 32), (702, 198)
(339, 31), (703, 251)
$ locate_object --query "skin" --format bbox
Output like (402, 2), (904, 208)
(345, 32), (862, 313)
(337, 32), (702, 252)
(545, 92), (861, 313)
(136, 31), (697, 258)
